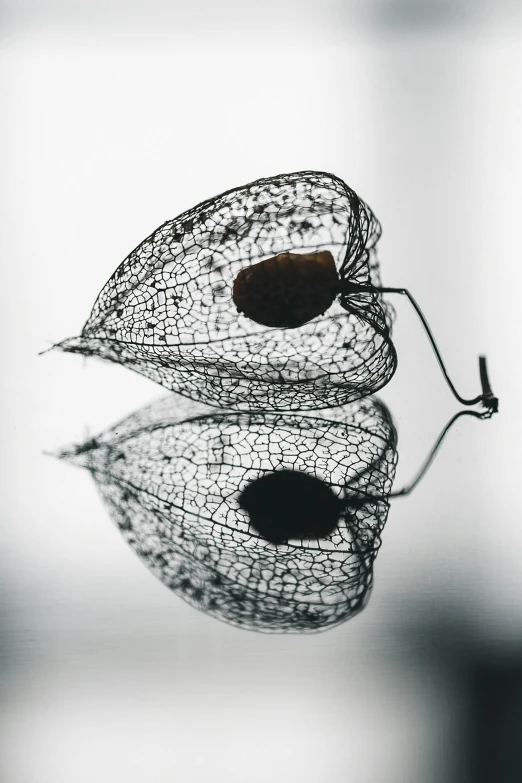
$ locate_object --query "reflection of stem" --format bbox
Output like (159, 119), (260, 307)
(344, 407), (490, 509)
(340, 282), (498, 411)
(389, 409), (488, 498)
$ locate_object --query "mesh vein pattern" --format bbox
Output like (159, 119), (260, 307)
(57, 171), (396, 410)
(60, 395), (398, 633)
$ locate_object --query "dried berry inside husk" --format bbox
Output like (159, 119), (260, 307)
(233, 250), (340, 328)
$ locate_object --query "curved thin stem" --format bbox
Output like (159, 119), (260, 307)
(341, 282), (497, 410)
(478, 355), (499, 414)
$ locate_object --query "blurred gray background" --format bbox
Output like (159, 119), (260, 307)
(1, 1), (521, 781)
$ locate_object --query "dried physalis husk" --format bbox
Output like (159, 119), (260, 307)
(232, 250), (340, 328)
(55, 171), (396, 411)
(57, 393), (397, 633)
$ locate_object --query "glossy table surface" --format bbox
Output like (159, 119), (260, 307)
(1, 4), (520, 781)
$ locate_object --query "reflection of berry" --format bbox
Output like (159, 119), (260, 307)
(238, 469), (343, 543)
(233, 251), (340, 329)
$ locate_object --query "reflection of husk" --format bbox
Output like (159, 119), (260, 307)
(59, 395), (397, 633)
(54, 171), (396, 411)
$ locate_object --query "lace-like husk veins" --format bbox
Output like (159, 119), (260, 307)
(60, 395), (398, 633)
(57, 171), (396, 410)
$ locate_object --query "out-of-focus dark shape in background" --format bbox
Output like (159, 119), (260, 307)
(360, 0), (475, 29)
(1, 1), (521, 781)
(464, 653), (522, 783)
(387, 607), (522, 783)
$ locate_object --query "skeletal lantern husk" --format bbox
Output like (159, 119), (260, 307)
(56, 171), (396, 411)
(232, 250), (340, 328)
(58, 394), (398, 633)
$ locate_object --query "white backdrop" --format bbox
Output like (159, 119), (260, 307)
(1, 2), (521, 782)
